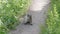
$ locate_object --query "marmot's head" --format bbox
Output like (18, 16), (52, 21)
(27, 15), (31, 17)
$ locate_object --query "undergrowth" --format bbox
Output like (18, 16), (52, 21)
(0, 0), (31, 34)
(41, 0), (60, 34)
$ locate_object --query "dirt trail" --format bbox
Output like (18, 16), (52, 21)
(9, 0), (50, 34)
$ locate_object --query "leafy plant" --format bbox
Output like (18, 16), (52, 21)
(41, 0), (60, 34)
(0, 0), (31, 34)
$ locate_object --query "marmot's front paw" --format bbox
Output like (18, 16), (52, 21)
(24, 23), (33, 25)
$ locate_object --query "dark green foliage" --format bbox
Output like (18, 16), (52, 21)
(1, 15), (18, 29)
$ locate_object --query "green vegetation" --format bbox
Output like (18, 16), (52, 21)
(0, 0), (31, 34)
(41, 0), (60, 34)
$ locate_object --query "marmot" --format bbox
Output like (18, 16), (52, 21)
(24, 14), (32, 25)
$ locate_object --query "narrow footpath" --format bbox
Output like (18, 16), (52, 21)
(9, 0), (50, 34)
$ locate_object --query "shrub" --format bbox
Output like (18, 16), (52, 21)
(0, 0), (31, 34)
(41, 0), (60, 34)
